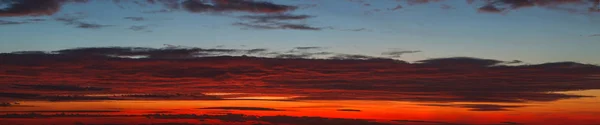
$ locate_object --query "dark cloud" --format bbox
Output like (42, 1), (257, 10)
(0, 102), (11, 107)
(54, 46), (257, 58)
(294, 46), (324, 50)
(0, 20), (28, 25)
(199, 107), (283, 111)
(235, 14), (319, 31)
(441, 4), (454, 9)
(273, 52), (333, 59)
(142, 9), (173, 13)
(393, 120), (463, 125)
(181, 0), (297, 14)
(422, 104), (526, 111)
(233, 22), (321, 30)
(337, 109), (361, 112)
(0, 0), (87, 17)
(239, 14), (314, 23)
(0, 110), (120, 113)
(478, 4), (504, 13)
(382, 50), (421, 58)
(388, 5), (403, 11)
(477, 0), (600, 14)
(146, 113), (395, 125)
(26, 18), (46, 21)
(1, 47), (599, 104)
(123, 16), (145, 21)
(76, 22), (112, 29)
(1, 113), (397, 125)
(12, 84), (110, 91)
(55, 15), (112, 29)
(329, 54), (383, 60)
(416, 57), (505, 67)
(128, 25), (151, 32)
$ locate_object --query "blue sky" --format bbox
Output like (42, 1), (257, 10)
(1, 0), (599, 64)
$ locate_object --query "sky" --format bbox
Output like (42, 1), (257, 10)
(2, 1), (600, 125)
(0, 0), (599, 64)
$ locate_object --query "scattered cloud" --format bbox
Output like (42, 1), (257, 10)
(128, 25), (152, 32)
(238, 14), (314, 23)
(421, 104), (526, 111)
(441, 4), (454, 9)
(388, 5), (403, 11)
(235, 14), (320, 31)
(477, 0), (600, 14)
(0, 20), (28, 25)
(55, 14), (112, 29)
(233, 22), (321, 30)
(124, 16), (145, 21)
(381, 50), (421, 58)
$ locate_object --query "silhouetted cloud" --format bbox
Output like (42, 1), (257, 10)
(146, 113), (395, 125)
(393, 119), (463, 125)
(421, 104), (526, 111)
(337, 109), (361, 112)
(416, 57), (504, 67)
(181, 0), (297, 14)
(199, 107), (283, 111)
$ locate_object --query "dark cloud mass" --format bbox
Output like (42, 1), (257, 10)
(2, 47), (599, 103)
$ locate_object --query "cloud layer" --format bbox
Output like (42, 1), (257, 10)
(1, 46), (599, 104)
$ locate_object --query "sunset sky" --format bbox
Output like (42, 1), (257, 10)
(2, 0), (600, 125)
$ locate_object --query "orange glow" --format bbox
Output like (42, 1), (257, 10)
(2, 90), (600, 125)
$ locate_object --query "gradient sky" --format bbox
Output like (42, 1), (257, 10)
(1, 0), (599, 64)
